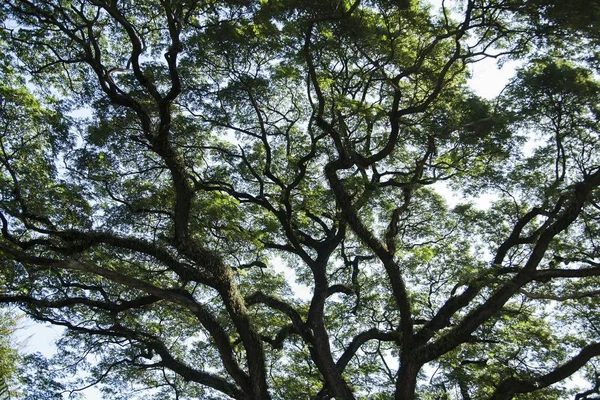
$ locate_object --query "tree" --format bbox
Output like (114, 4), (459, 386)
(0, 0), (599, 399)
(0, 309), (20, 399)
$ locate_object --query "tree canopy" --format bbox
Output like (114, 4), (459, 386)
(0, 0), (599, 399)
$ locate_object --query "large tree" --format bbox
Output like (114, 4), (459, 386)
(0, 0), (599, 399)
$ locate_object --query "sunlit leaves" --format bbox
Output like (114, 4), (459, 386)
(503, 58), (600, 198)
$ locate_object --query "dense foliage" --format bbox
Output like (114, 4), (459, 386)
(0, 309), (19, 399)
(0, 0), (599, 399)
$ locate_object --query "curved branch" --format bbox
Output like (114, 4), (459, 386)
(0, 243), (252, 394)
(315, 328), (401, 400)
(245, 292), (305, 332)
(150, 339), (250, 400)
(491, 343), (600, 400)
(419, 168), (600, 363)
(0, 294), (160, 313)
(336, 328), (401, 372)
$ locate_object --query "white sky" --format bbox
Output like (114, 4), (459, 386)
(469, 58), (520, 99)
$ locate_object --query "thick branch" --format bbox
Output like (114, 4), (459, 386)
(0, 243), (252, 394)
(419, 168), (600, 363)
(491, 343), (600, 400)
